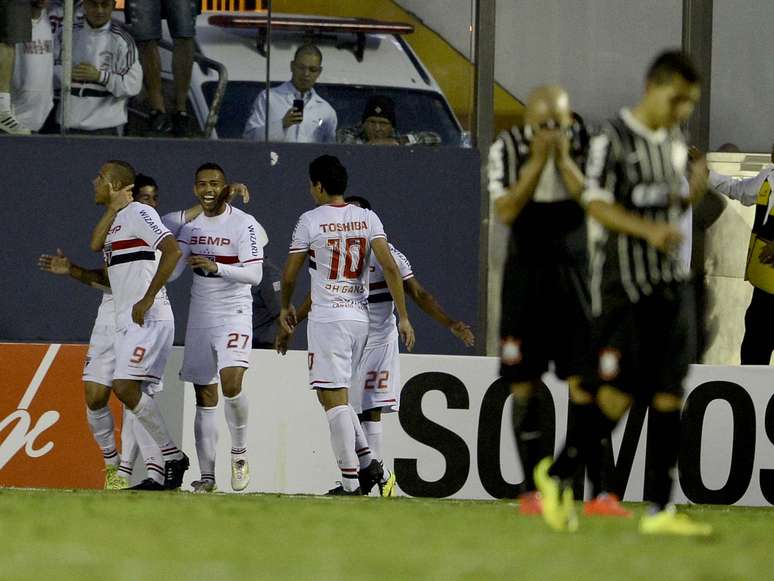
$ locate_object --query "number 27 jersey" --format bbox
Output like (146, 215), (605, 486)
(289, 203), (386, 323)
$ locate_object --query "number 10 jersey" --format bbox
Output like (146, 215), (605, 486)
(289, 203), (387, 323)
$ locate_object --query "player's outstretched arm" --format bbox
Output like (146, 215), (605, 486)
(132, 235), (182, 326)
(90, 185), (133, 251)
(586, 200), (683, 254)
(38, 249), (110, 290)
(373, 238), (415, 351)
(279, 253), (305, 333)
(404, 277), (475, 347)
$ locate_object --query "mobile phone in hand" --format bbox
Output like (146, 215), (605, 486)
(293, 99), (305, 116)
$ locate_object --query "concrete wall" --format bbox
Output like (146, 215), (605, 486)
(1, 136), (480, 356)
(398, 0), (773, 152)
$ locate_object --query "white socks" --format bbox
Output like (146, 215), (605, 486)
(131, 392), (182, 461)
(326, 405), (359, 492)
(0, 93), (10, 113)
(224, 392), (249, 459)
(118, 406), (138, 479)
(132, 411), (165, 484)
(195, 406), (218, 482)
(360, 420), (383, 460)
(86, 406), (119, 467)
(350, 406), (373, 469)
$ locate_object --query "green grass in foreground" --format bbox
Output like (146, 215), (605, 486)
(0, 489), (772, 581)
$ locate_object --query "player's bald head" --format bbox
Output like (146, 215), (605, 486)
(103, 160), (136, 189)
(524, 85), (572, 128)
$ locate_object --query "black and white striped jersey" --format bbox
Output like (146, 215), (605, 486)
(583, 108), (690, 312)
(488, 122), (588, 264)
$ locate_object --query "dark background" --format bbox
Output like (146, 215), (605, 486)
(0, 135), (480, 355)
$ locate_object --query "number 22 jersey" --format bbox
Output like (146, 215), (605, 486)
(289, 203), (387, 323)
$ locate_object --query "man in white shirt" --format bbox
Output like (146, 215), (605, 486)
(707, 143), (774, 364)
(243, 44), (337, 143)
(55, 0), (142, 134)
(280, 155), (414, 495)
(12, 0), (53, 132)
(172, 163), (267, 493)
(0, 0), (32, 134)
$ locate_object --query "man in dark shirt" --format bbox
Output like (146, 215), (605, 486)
(251, 258), (282, 349)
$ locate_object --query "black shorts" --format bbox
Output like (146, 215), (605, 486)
(499, 257), (590, 382)
(583, 281), (696, 400)
(0, 1), (31, 44)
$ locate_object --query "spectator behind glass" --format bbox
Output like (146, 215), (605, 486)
(124, 0), (199, 137)
(251, 259), (282, 349)
(336, 94), (441, 146)
(54, 0), (142, 135)
(11, 0), (53, 133)
(243, 43), (337, 143)
(0, 0), (32, 134)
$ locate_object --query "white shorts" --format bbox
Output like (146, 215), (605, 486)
(307, 319), (368, 390)
(180, 318), (253, 385)
(113, 320), (174, 394)
(351, 336), (401, 414)
(82, 323), (116, 387)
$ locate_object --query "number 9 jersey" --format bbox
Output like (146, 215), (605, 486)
(289, 203), (387, 323)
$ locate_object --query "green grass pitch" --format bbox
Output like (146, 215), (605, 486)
(1, 488), (772, 580)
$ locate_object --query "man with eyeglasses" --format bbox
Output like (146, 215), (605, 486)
(243, 43), (337, 143)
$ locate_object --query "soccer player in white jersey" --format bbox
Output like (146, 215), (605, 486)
(94, 159), (189, 489)
(280, 155), (415, 495)
(172, 163), (267, 493)
(279, 195), (475, 495)
(38, 174), (209, 489)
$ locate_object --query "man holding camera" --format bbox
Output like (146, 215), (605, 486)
(243, 43), (337, 143)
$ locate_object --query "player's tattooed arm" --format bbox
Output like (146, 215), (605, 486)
(132, 235), (182, 326)
(38, 249), (110, 291)
(493, 130), (553, 226)
(276, 293), (309, 355)
(587, 201), (683, 254)
(404, 277), (475, 347)
(90, 184), (134, 251)
(279, 253), (305, 333)
(373, 238), (415, 351)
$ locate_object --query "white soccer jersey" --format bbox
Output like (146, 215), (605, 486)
(178, 204), (267, 328)
(12, 10), (54, 131)
(94, 291), (115, 327)
(289, 203), (386, 323)
(366, 244), (414, 346)
(104, 202), (174, 329)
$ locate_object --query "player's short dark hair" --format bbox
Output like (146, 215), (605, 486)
(105, 160), (135, 188)
(309, 155), (348, 197)
(196, 162), (226, 180)
(132, 174), (158, 198)
(344, 195), (372, 210)
(293, 43), (322, 63)
(646, 50), (700, 85)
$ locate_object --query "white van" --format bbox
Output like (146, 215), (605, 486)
(151, 12), (465, 144)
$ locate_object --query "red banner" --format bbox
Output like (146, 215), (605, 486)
(0, 344), (123, 489)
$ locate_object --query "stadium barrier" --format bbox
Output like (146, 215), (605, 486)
(4, 343), (773, 506)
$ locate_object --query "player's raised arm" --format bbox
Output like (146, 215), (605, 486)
(90, 184), (134, 252)
(490, 131), (553, 226)
(372, 238), (414, 351)
(132, 234), (182, 326)
(404, 277), (474, 347)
